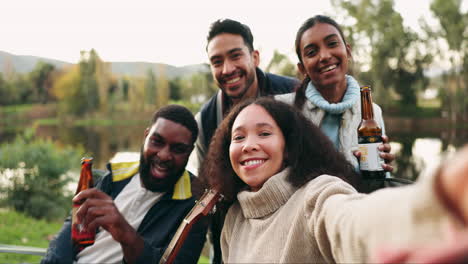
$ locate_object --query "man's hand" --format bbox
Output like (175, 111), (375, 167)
(73, 188), (144, 264)
(354, 135), (395, 172)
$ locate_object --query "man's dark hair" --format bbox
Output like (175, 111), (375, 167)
(150, 104), (198, 144)
(206, 18), (254, 52)
(200, 97), (358, 202)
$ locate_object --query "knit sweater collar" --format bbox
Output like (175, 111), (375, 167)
(237, 168), (296, 219)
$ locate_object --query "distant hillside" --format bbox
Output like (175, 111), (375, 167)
(110, 61), (209, 79)
(0, 51), (71, 73)
(0, 50), (209, 78)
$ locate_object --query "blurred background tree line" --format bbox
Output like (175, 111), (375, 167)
(0, 49), (217, 118)
(0, 0), (466, 122)
(0, 0), (466, 222)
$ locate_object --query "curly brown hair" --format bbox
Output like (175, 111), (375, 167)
(199, 97), (358, 202)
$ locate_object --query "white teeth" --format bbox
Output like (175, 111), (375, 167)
(153, 162), (168, 171)
(226, 77), (240, 84)
(321, 65), (337, 73)
(243, 160), (265, 166)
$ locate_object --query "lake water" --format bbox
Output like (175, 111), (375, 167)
(1, 118), (467, 181)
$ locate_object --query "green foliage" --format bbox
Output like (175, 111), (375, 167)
(430, 0), (466, 52)
(179, 65), (217, 104)
(429, 0), (467, 120)
(145, 69), (157, 106)
(0, 74), (34, 105)
(0, 209), (209, 264)
(265, 50), (298, 78)
(169, 77), (183, 101)
(0, 209), (62, 264)
(0, 104), (36, 126)
(77, 50), (100, 115)
(0, 130), (83, 220)
(52, 66), (83, 116)
(333, 0), (432, 107)
(52, 49), (116, 117)
(29, 62), (56, 104)
(168, 100), (202, 114)
(0, 73), (18, 105)
(0, 62), (57, 106)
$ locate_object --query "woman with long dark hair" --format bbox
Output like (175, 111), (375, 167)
(276, 15), (394, 173)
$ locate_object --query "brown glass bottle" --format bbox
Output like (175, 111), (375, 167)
(72, 157), (95, 251)
(358, 86), (385, 182)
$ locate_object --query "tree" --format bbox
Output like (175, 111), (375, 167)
(52, 66), (83, 117)
(0, 73), (20, 105)
(0, 130), (83, 220)
(144, 69), (157, 107)
(92, 50), (113, 113)
(265, 50), (298, 78)
(156, 65), (169, 108)
(79, 50), (100, 114)
(429, 0), (467, 120)
(29, 62), (56, 104)
(332, 0), (432, 107)
(169, 77), (182, 101)
(52, 50), (113, 117)
(127, 77), (145, 113)
(11, 75), (34, 104)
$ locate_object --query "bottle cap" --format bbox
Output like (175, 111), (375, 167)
(360, 85), (372, 91)
(81, 157), (94, 164)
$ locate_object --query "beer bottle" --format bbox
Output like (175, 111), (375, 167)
(72, 157), (95, 251)
(358, 86), (385, 192)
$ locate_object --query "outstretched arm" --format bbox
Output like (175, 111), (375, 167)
(372, 145), (468, 264)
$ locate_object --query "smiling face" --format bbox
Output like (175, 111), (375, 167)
(298, 23), (351, 92)
(229, 104), (285, 191)
(207, 33), (259, 102)
(139, 118), (193, 192)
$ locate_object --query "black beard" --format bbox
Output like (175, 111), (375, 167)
(138, 148), (185, 192)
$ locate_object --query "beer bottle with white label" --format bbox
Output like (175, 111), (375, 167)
(72, 157), (95, 252)
(358, 86), (385, 191)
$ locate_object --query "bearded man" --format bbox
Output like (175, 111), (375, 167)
(42, 105), (207, 264)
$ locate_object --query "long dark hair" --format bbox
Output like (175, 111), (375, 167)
(294, 15), (350, 109)
(200, 97), (358, 202)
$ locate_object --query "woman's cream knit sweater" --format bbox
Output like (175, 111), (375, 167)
(221, 169), (459, 263)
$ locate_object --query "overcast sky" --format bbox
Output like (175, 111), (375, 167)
(1, 0), (465, 67)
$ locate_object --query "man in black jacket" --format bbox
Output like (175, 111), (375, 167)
(186, 19), (299, 264)
(42, 105), (207, 264)
(186, 18), (299, 178)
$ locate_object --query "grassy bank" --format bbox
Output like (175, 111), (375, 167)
(0, 209), (62, 263)
(0, 209), (210, 263)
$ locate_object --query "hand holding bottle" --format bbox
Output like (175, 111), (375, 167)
(73, 188), (145, 264)
(354, 135), (394, 172)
